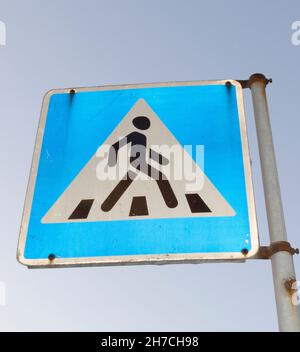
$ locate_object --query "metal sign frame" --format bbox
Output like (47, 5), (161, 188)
(17, 80), (259, 268)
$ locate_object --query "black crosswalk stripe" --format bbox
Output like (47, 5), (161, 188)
(129, 196), (149, 216)
(185, 193), (211, 213)
(68, 199), (94, 220)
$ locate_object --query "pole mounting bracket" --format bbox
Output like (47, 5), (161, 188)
(256, 241), (299, 260)
(237, 74), (272, 89)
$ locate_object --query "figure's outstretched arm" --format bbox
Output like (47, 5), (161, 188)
(108, 135), (130, 167)
(149, 149), (169, 165)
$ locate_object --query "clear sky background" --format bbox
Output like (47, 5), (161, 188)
(0, 0), (299, 331)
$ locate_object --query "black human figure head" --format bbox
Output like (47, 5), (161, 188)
(132, 116), (150, 130)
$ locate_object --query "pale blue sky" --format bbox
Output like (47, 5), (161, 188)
(0, 0), (299, 331)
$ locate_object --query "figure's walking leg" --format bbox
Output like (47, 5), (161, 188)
(156, 180), (178, 208)
(101, 170), (137, 212)
(143, 164), (178, 208)
(156, 177), (178, 208)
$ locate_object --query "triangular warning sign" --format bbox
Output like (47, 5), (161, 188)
(42, 99), (235, 223)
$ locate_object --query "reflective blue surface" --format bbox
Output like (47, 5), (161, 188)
(25, 84), (251, 259)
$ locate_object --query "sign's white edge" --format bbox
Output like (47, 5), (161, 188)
(17, 80), (259, 268)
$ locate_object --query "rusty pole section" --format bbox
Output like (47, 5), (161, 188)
(248, 73), (300, 331)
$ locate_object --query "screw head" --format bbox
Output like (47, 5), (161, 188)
(69, 89), (76, 94)
(48, 254), (56, 261)
(225, 81), (232, 87)
(241, 248), (249, 256)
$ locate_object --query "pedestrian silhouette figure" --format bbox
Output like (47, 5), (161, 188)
(101, 116), (178, 212)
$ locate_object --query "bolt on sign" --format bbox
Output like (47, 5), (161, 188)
(18, 80), (259, 267)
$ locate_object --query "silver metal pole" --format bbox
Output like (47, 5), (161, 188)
(249, 73), (300, 332)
